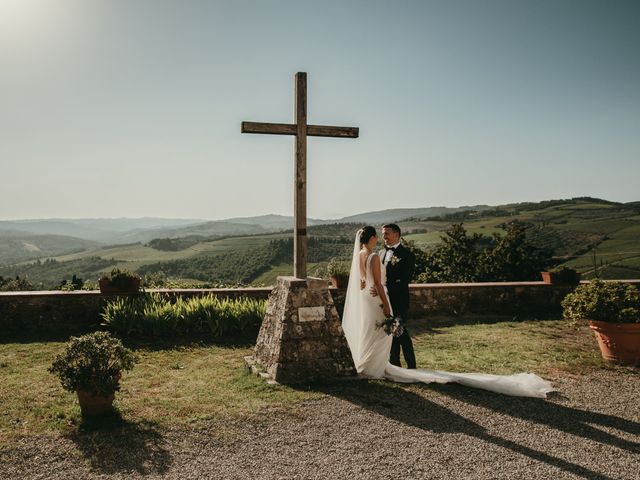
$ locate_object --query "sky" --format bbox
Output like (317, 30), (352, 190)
(1, 0), (638, 221)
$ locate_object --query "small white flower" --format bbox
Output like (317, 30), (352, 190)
(389, 255), (401, 266)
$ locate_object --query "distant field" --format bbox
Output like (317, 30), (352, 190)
(3, 198), (639, 287)
(252, 262), (325, 286)
(404, 231), (445, 247)
(52, 233), (291, 264)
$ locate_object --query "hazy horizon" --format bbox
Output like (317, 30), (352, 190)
(2, 1), (638, 220)
(1, 195), (637, 223)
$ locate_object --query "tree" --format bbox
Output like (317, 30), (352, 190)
(418, 224), (484, 283)
(416, 222), (553, 283)
(401, 239), (429, 281)
(479, 222), (552, 281)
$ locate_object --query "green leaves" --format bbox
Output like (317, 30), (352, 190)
(100, 268), (141, 287)
(326, 258), (350, 277)
(417, 222), (553, 283)
(48, 332), (137, 395)
(562, 280), (640, 324)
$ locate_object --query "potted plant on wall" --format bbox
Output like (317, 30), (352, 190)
(562, 280), (640, 365)
(327, 258), (350, 289)
(99, 268), (142, 295)
(541, 266), (581, 285)
(49, 331), (137, 416)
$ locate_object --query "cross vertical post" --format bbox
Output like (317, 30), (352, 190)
(241, 72), (359, 279)
(294, 72), (307, 278)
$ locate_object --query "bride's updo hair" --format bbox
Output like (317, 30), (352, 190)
(359, 226), (376, 245)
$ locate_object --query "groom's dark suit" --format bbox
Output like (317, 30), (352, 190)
(382, 242), (417, 369)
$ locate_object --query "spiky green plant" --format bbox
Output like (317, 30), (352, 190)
(101, 292), (267, 338)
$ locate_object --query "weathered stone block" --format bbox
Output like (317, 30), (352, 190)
(246, 276), (357, 383)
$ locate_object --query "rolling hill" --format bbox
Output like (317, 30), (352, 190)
(0, 232), (99, 267)
(403, 197), (640, 279)
(0, 218), (205, 243)
(336, 206), (491, 224)
(1, 198), (639, 288)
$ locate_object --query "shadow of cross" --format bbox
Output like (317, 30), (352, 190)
(241, 71), (359, 279)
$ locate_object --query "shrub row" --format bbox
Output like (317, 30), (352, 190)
(101, 292), (267, 337)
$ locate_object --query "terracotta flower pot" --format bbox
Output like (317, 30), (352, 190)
(541, 271), (581, 285)
(588, 320), (640, 366)
(331, 275), (349, 289)
(540, 271), (557, 284)
(76, 389), (115, 416)
(99, 277), (141, 295)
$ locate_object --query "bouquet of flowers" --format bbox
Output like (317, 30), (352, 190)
(376, 315), (405, 338)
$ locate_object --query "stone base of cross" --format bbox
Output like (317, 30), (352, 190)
(245, 276), (357, 383)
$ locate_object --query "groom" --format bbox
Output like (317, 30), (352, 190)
(374, 224), (417, 369)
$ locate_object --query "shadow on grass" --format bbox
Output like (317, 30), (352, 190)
(0, 328), (98, 344)
(65, 409), (171, 475)
(311, 379), (637, 480)
(1, 328), (259, 350)
(120, 329), (259, 351)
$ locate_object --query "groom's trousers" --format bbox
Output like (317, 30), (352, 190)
(388, 284), (416, 369)
(390, 328), (416, 369)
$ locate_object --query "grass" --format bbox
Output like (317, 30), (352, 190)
(0, 339), (313, 443)
(0, 319), (617, 444)
(411, 320), (605, 375)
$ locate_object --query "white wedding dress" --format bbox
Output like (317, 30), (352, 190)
(342, 230), (554, 398)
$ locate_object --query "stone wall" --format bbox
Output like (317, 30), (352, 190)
(0, 288), (271, 337)
(1, 281), (639, 338)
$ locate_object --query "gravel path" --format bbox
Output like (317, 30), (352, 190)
(1, 370), (639, 480)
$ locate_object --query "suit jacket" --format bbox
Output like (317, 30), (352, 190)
(379, 243), (415, 319)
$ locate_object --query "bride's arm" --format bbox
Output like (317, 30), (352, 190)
(371, 255), (391, 316)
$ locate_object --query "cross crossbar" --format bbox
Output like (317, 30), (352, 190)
(242, 121), (359, 139)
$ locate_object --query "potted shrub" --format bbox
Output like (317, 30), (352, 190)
(541, 266), (581, 285)
(49, 331), (137, 416)
(327, 258), (350, 288)
(562, 280), (640, 365)
(99, 268), (142, 295)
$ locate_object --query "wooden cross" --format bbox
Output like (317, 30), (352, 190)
(241, 72), (359, 279)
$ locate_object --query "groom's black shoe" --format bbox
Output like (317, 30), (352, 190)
(390, 340), (402, 367)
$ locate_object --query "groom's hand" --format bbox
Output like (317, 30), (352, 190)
(369, 286), (378, 297)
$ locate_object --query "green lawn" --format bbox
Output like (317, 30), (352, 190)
(0, 319), (614, 444)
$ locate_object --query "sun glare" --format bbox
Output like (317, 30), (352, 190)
(0, 0), (47, 35)
(0, 0), (97, 64)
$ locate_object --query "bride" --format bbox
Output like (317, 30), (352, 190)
(341, 226), (554, 398)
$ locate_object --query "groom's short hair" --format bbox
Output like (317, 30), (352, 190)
(382, 224), (401, 236)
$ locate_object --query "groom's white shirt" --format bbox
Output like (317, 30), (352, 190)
(381, 241), (401, 265)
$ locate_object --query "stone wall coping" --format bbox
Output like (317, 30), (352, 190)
(409, 279), (640, 289)
(1, 279), (638, 298)
(0, 287), (273, 298)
